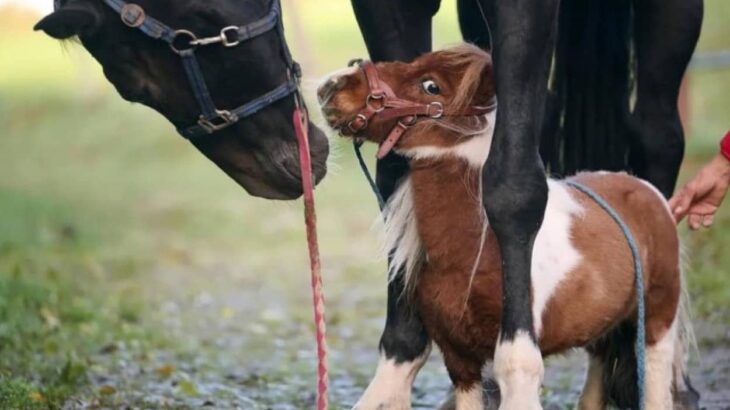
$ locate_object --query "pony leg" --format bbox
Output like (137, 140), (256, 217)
(352, 344), (431, 410)
(350, 1), (440, 408)
(455, 385), (485, 410)
(441, 348), (485, 410)
(645, 321), (678, 409)
(577, 354), (605, 410)
(480, 0), (559, 407)
(630, 0), (703, 197)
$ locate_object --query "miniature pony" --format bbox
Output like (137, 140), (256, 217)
(319, 44), (690, 409)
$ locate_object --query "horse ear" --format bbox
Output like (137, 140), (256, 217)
(34, 8), (99, 39)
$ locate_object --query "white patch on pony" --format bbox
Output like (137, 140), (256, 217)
(381, 178), (425, 288)
(318, 65), (358, 91)
(493, 331), (544, 410)
(531, 180), (584, 336)
(353, 348), (431, 410)
(397, 111), (496, 168)
(645, 318), (678, 409)
(455, 385), (485, 410)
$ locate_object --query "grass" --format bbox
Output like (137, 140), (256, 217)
(0, 1), (728, 407)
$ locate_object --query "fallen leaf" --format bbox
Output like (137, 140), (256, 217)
(29, 391), (45, 403)
(98, 385), (116, 396)
(40, 307), (61, 329)
(220, 307), (235, 319)
(155, 364), (176, 378)
(178, 380), (199, 397)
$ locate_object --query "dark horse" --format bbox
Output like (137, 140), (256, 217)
(34, 0), (329, 200)
(349, 0), (702, 408)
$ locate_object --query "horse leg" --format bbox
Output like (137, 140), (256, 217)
(630, 0), (703, 198)
(350, 1), (440, 408)
(479, 0), (559, 408)
(577, 353), (605, 410)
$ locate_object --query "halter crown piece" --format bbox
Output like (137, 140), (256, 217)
(77, 0), (301, 140)
(344, 59), (498, 159)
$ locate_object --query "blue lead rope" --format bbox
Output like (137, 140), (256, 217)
(566, 180), (646, 410)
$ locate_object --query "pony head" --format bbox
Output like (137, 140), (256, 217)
(318, 44), (495, 156)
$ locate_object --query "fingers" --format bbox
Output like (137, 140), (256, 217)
(688, 213), (702, 230)
(669, 185), (695, 223)
(687, 213), (716, 230)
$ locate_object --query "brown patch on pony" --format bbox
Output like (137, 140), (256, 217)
(539, 173), (680, 355)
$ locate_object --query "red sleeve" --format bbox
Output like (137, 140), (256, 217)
(722, 130), (730, 161)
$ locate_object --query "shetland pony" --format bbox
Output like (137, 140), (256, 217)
(318, 44), (691, 409)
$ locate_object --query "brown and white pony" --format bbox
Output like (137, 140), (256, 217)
(319, 45), (691, 409)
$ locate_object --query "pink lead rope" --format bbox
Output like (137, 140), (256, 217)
(293, 107), (329, 410)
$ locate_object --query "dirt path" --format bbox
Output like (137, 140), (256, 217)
(68, 264), (729, 409)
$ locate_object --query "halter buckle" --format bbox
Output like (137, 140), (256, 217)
(366, 93), (385, 113)
(427, 102), (445, 119)
(220, 26), (241, 47)
(198, 110), (238, 133)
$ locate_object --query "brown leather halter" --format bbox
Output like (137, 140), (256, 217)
(344, 59), (498, 159)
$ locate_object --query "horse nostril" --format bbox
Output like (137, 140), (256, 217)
(317, 77), (345, 104)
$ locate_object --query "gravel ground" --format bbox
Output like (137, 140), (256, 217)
(63, 264), (729, 410)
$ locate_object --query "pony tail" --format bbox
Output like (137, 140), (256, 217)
(672, 251), (701, 408)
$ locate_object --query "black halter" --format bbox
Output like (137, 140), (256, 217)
(62, 0), (302, 140)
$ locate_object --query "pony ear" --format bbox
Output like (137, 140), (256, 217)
(476, 55), (496, 105)
(34, 8), (99, 39)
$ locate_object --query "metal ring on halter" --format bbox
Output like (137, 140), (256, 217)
(347, 113), (369, 133)
(348, 58), (364, 67)
(170, 30), (198, 54)
(427, 102), (445, 119)
(366, 93), (386, 113)
(398, 115), (418, 127)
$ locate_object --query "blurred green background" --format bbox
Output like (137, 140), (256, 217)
(0, 1), (728, 408)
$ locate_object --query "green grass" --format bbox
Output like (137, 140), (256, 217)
(0, 1), (728, 407)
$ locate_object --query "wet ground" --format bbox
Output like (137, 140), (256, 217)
(65, 263), (729, 410)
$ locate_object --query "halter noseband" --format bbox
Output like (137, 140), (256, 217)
(344, 59), (497, 159)
(75, 0), (301, 140)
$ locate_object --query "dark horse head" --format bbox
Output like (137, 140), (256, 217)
(34, 0), (329, 200)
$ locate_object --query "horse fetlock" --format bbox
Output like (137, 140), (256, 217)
(494, 332), (544, 410)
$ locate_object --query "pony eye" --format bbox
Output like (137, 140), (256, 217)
(421, 79), (441, 96)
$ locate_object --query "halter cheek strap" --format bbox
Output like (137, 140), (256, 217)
(84, 0), (301, 140)
(344, 60), (497, 159)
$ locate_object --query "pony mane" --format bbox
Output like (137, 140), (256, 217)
(433, 44), (492, 111)
(381, 178), (425, 294)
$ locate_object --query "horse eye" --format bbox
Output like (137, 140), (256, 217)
(421, 79), (441, 96)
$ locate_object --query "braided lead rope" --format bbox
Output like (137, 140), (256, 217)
(566, 180), (646, 410)
(293, 107), (329, 410)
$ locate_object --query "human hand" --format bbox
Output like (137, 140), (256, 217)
(669, 154), (730, 229)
